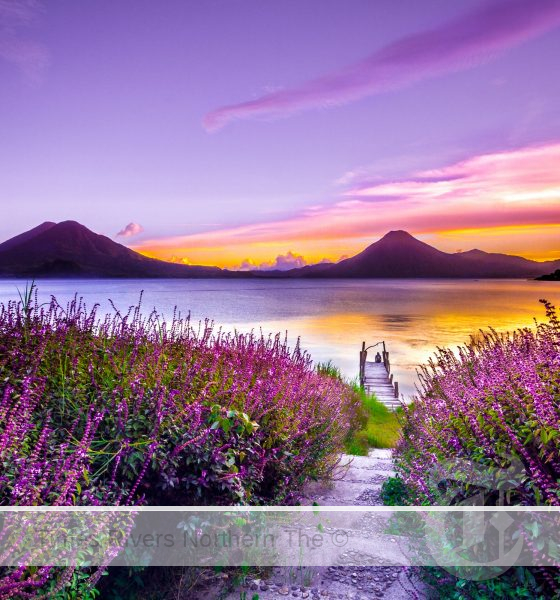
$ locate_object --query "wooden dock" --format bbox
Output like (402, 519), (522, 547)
(359, 341), (401, 411)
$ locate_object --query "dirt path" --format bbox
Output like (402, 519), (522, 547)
(226, 450), (425, 600)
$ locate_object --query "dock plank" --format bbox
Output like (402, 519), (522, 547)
(362, 361), (400, 411)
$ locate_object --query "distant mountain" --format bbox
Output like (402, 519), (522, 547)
(275, 230), (560, 279)
(0, 221), (231, 278)
(1, 223), (558, 279)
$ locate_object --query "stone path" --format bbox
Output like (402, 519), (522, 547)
(225, 450), (426, 600)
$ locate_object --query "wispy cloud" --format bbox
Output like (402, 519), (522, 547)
(135, 142), (560, 264)
(204, 0), (560, 131)
(0, 0), (49, 84)
(116, 222), (144, 238)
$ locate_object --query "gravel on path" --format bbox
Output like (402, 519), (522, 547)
(224, 450), (426, 600)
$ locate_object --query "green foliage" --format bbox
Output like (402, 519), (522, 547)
(316, 360), (343, 380)
(380, 476), (410, 506)
(345, 386), (401, 454)
(420, 565), (551, 599)
(46, 569), (104, 599)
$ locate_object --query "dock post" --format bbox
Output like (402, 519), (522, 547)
(394, 381), (399, 398)
(359, 341), (366, 388)
(384, 352), (390, 374)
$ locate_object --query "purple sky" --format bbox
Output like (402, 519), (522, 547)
(1, 0), (560, 264)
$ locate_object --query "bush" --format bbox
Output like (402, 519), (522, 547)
(380, 476), (410, 506)
(395, 300), (560, 507)
(393, 300), (560, 596)
(0, 289), (362, 597)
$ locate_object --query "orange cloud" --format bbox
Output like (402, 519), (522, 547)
(237, 252), (333, 272)
(134, 142), (560, 266)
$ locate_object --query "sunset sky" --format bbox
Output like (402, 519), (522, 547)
(1, 0), (560, 268)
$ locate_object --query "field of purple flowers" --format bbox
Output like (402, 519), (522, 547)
(0, 290), (362, 598)
(392, 300), (560, 597)
(396, 300), (559, 507)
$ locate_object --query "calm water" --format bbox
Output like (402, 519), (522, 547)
(0, 279), (558, 398)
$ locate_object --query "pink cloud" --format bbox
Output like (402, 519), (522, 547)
(204, 0), (560, 131)
(116, 222), (144, 237)
(0, 1), (49, 84)
(137, 141), (560, 253)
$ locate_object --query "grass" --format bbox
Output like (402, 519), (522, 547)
(344, 386), (402, 455)
(315, 361), (402, 454)
(315, 360), (343, 380)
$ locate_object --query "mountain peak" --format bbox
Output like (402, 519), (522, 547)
(0, 220), (225, 278)
(381, 230), (415, 241)
(376, 230), (425, 247)
(0, 221), (57, 254)
(461, 248), (487, 256)
(52, 220), (89, 232)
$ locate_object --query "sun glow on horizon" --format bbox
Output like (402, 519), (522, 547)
(135, 223), (559, 269)
(133, 142), (560, 269)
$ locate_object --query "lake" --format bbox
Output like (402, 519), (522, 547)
(0, 279), (558, 398)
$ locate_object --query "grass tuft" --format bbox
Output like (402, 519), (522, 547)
(344, 386), (401, 454)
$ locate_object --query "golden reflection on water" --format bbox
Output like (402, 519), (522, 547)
(248, 281), (560, 399)
(0, 279), (557, 400)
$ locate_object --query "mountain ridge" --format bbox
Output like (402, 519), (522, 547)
(254, 230), (558, 279)
(0, 222), (557, 279)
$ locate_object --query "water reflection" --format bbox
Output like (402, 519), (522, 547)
(378, 314), (420, 330)
(0, 279), (558, 399)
